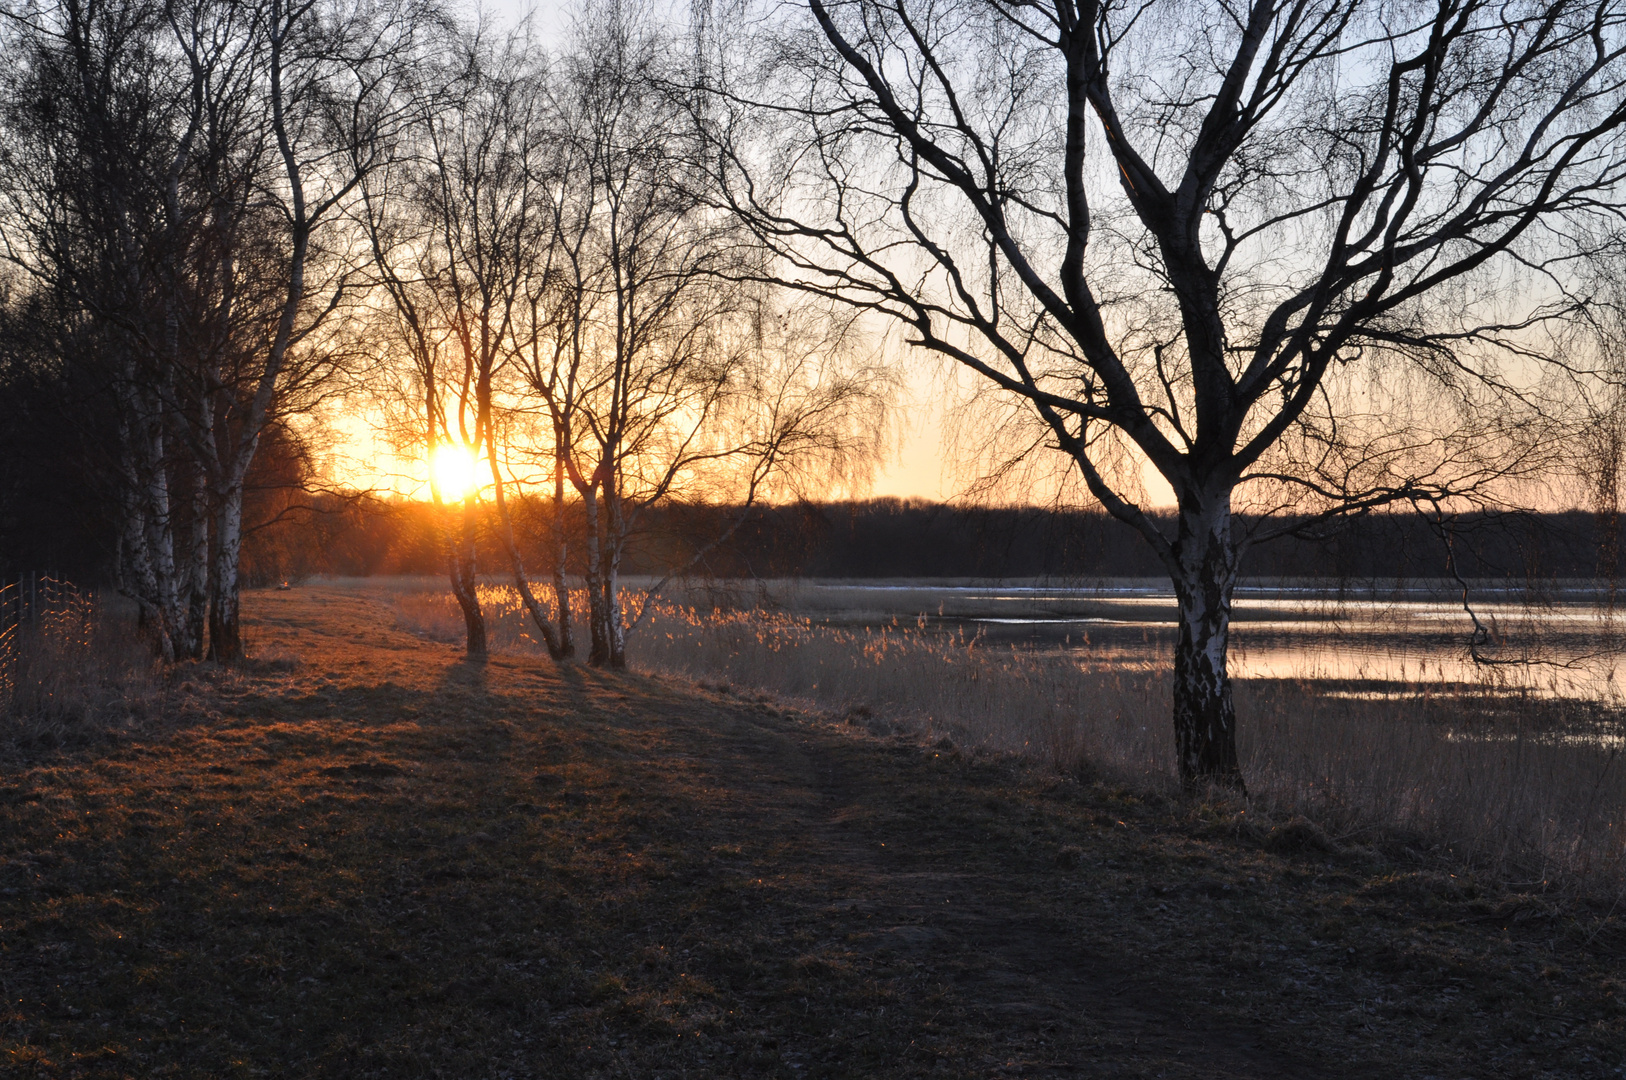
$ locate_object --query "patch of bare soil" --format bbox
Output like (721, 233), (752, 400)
(0, 586), (1621, 1078)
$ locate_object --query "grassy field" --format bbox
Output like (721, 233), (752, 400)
(0, 585), (1624, 1077)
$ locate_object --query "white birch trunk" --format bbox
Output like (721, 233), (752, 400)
(487, 448), (561, 658)
(117, 451), (174, 662)
(447, 493), (487, 657)
(208, 481), (245, 663)
(139, 409), (185, 646)
(1169, 489), (1245, 791)
(553, 454), (574, 659)
(604, 486), (627, 670)
(113, 375), (185, 661)
(183, 474), (211, 661)
(582, 485), (610, 666)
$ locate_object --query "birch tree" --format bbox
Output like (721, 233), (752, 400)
(516, 1), (888, 668)
(360, 23), (572, 659)
(0, 0), (436, 664)
(0, 0), (216, 659)
(704, 0), (1626, 788)
(198, 0), (434, 662)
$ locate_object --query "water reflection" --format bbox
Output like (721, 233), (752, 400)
(756, 579), (1626, 704)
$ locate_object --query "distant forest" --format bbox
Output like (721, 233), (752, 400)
(647, 502), (1626, 585)
(5, 472), (1615, 586)
(0, 382), (1615, 590)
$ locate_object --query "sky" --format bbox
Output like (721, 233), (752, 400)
(363, 0), (965, 503)
(871, 405), (952, 501)
(404, 0), (1592, 517)
(330, 389), (958, 503)
(332, 0), (943, 502)
(371, 0), (1161, 509)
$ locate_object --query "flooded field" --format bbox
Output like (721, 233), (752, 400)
(686, 578), (1626, 704)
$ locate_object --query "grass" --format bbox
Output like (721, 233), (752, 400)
(388, 578), (1626, 897)
(0, 584), (1623, 1078)
(0, 584), (1623, 1077)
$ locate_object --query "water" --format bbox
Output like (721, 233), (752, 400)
(722, 578), (1626, 703)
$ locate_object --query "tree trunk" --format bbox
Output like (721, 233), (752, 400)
(582, 485), (610, 667)
(116, 393), (182, 662)
(182, 473), (211, 661)
(553, 455), (574, 659)
(139, 413), (186, 652)
(208, 483), (245, 665)
(118, 467), (174, 662)
(604, 487), (627, 670)
(1169, 491), (1245, 793)
(487, 448), (562, 658)
(448, 493), (487, 658)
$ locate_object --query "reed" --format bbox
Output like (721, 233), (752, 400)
(384, 579), (1626, 893)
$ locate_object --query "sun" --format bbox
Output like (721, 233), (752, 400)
(430, 442), (480, 501)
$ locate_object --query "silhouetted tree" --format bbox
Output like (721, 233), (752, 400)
(0, 0), (438, 662)
(520, 0), (888, 668)
(357, 22), (548, 659)
(704, 0), (1626, 788)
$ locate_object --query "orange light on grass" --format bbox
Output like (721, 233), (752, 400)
(430, 442), (480, 501)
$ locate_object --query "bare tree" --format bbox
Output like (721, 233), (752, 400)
(509, 1), (886, 668)
(358, 21), (567, 659)
(432, 27), (564, 659)
(0, 0), (436, 664)
(358, 150), (492, 659)
(0, 0), (226, 660)
(702, 0), (1626, 788)
(516, 1), (738, 667)
(194, 0), (434, 662)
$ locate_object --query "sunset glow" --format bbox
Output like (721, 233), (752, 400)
(430, 442), (481, 501)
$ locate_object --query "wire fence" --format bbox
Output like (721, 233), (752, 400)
(0, 573), (98, 708)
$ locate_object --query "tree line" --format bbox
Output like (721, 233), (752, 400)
(208, 496), (1626, 587)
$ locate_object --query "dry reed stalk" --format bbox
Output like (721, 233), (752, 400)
(383, 580), (1626, 894)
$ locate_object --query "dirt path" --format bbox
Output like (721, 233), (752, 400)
(0, 586), (1620, 1078)
(653, 684), (1321, 1079)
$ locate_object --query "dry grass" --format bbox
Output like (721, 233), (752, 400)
(388, 579), (1168, 764)
(387, 579), (1626, 897)
(1240, 683), (1626, 888)
(4, 584), (1625, 1078)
